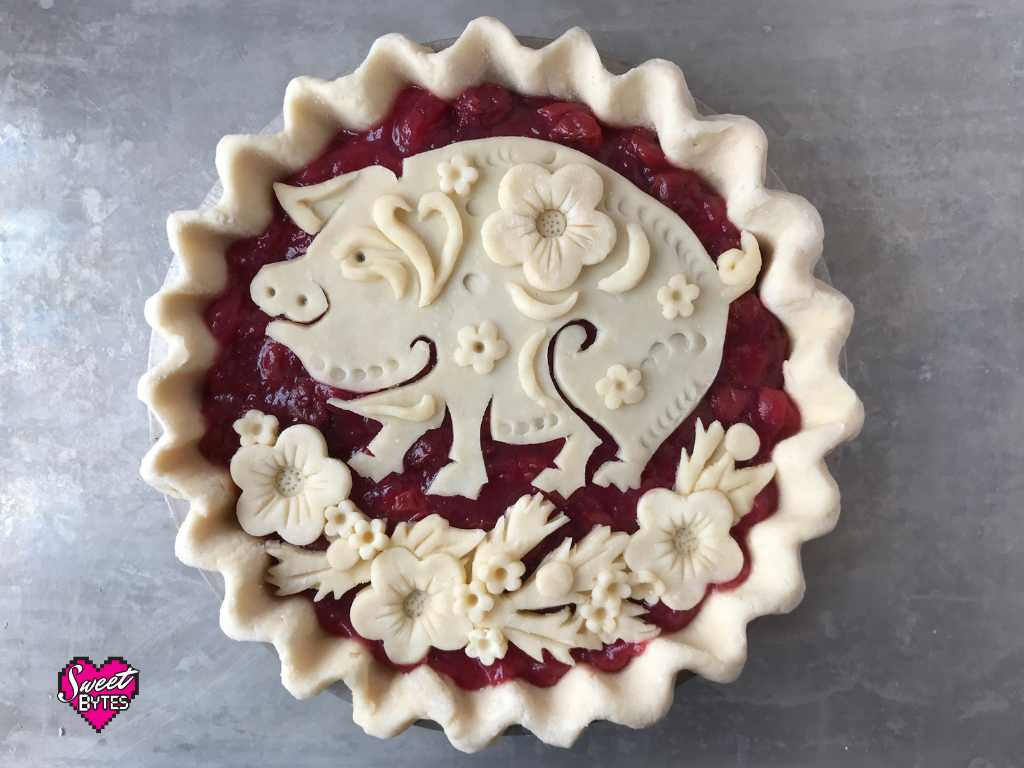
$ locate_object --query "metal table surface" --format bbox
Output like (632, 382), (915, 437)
(1, 1), (1021, 765)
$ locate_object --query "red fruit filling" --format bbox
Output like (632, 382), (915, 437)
(197, 84), (799, 690)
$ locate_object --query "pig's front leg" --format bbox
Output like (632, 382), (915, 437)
(426, 395), (489, 500)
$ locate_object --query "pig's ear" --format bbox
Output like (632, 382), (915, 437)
(273, 173), (359, 234)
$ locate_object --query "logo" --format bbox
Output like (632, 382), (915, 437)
(57, 657), (139, 732)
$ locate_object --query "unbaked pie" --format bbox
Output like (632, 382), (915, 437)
(140, 18), (863, 751)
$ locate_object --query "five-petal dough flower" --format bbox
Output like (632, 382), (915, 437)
(452, 580), (495, 624)
(591, 569), (632, 612)
(595, 364), (645, 410)
(579, 601), (619, 636)
(657, 274), (700, 319)
(465, 628), (508, 666)
(482, 162), (617, 291)
(233, 409), (279, 447)
(479, 553), (526, 595)
(437, 154), (479, 197)
(349, 518), (389, 560)
(230, 424), (352, 546)
(323, 500), (365, 539)
(350, 548), (472, 664)
(453, 321), (509, 374)
(624, 489), (744, 611)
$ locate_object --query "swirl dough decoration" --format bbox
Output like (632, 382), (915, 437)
(253, 136), (739, 501)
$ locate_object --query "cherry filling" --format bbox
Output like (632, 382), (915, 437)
(198, 84), (800, 690)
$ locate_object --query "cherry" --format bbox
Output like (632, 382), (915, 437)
(623, 127), (670, 174)
(453, 83), (514, 129)
(537, 102), (603, 150)
(391, 88), (448, 155)
(205, 289), (244, 344)
(756, 387), (801, 445)
(709, 382), (752, 423)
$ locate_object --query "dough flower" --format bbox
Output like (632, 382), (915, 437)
(624, 489), (744, 611)
(595, 364), (645, 410)
(323, 500), (365, 539)
(479, 553), (526, 595)
(437, 154), (479, 197)
(579, 600), (619, 636)
(453, 321), (509, 374)
(590, 569), (631, 612)
(350, 548), (471, 664)
(230, 424), (351, 546)
(348, 518), (389, 560)
(233, 409), (279, 447)
(452, 580), (495, 624)
(657, 274), (700, 319)
(482, 163), (616, 291)
(465, 628), (508, 666)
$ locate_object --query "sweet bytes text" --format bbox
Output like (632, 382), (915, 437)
(57, 664), (138, 703)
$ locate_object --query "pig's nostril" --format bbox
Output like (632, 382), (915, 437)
(266, 287), (276, 298)
(297, 295), (308, 307)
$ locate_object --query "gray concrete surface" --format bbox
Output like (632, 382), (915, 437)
(1, 1), (1022, 765)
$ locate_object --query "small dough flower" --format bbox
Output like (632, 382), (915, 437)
(230, 424), (351, 546)
(350, 548), (471, 664)
(657, 274), (700, 319)
(465, 628), (508, 666)
(453, 321), (508, 374)
(482, 162), (617, 291)
(323, 500), (365, 539)
(348, 518), (389, 560)
(452, 580), (495, 624)
(233, 409), (278, 447)
(437, 154), (479, 197)
(579, 600), (619, 636)
(624, 489), (744, 611)
(595, 364), (645, 410)
(591, 569), (631, 612)
(480, 553), (526, 595)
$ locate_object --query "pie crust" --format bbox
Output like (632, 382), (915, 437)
(139, 17), (863, 751)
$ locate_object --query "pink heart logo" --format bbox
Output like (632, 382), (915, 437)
(57, 657), (139, 732)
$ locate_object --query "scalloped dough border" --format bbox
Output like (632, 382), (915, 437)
(138, 18), (863, 752)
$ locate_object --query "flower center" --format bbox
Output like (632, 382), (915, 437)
(671, 290), (682, 301)
(402, 589), (429, 618)
(614, 380), (625, 391)
(465, 593), (479, 607)
(536, 209), (567, 238)
(493, 566), (508, 581)
(472, 341), (485, 353)
(357, 530), (376, 546)
(274, 466), (306, 497)
(672, 525), (699, 555)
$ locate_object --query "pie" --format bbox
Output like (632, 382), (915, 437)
(140, 18), (863, 751)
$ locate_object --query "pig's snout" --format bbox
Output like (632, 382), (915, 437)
(251, 263), (328, 323)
